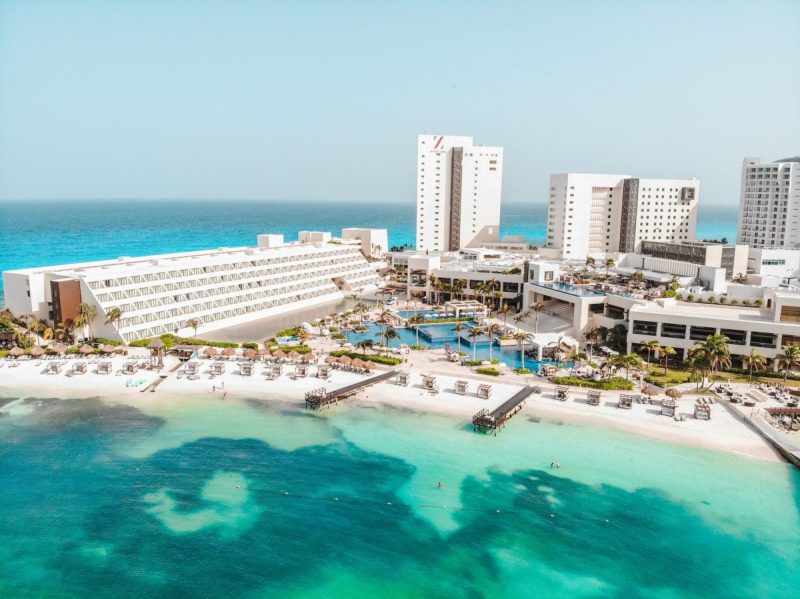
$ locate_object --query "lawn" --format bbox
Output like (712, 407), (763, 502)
(644, 366), (800, 388)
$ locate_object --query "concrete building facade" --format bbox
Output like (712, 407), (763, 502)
(737, 156), (800, 249)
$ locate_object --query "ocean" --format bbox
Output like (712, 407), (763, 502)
(0, 199), (739, 307)
(0, 391), (797, 598)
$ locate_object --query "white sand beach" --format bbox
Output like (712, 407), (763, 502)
(0, 346), (784, 465)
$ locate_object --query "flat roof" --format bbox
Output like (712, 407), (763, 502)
(630, 301), (775, 323)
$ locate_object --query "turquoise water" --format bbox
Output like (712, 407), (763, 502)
(0, 200), (739, 306)
(0, 391), (798, 598)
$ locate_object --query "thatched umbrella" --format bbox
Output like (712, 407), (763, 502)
(9, 346), (23, 357)
(338, 356), (352, 366)
(272, 349), (286, 361)
(364, 360), (376, 371)
(301, 352), (316, 363)
(221, 347), (237, 358)
(30, 346), (44, 357)
(288, 350), (300, 362)
(102, 344), (117, 354)
(666, 388), (683, 399)
(324, 355), (338, 365)
(203, 347), (219, 358)
(53, 343), (67, 355)
(148, 338), (165, 350)
(351, 358), (365, 369)
(79, 344), (94, 355)
(243, 348), (257, 360)
(642, 385), (660, 396)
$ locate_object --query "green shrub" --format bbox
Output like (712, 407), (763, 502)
(706, 296), (716, 303)
(686, 294), (695, 301)
(464, 360), (483, 366)
(743, 299), (752, 306)
(476, 367), (501, 376)
(515, 367), (532, 375)
(276, 326), (302, 337)
(93, 337), (122, 346)
(420, 317), (472, 325)
(490, 359), (500, 365)
(241, 342), (259, 350)
(130, 334), (238, 349)
(663, 289), (676, 298)
(551, 376), (634, 390)
(754, 299), (764, 307)
(269, 344), (312, 354)
(0, 350), (8, 358)
(719, 297), (727, 304)
(731, 299), (739, 305)
(329, 350), (402, 366)
(410, 345), (425, 350)
(331, 332), (346, 340)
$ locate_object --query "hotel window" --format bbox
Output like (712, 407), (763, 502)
(689, 326), (716, 341)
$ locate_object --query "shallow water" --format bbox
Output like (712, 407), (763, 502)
(0, 391), (797, 598)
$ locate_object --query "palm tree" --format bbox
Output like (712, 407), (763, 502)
(77, 303), (97, 339)
(427, 274), (439, 304)
(630, 270), (646, 286)
(585, 325), (607, 361)
(180, 318), (197, 337)
(354, 302), (369, 323)
(499, 303), (515, 331)
(689, 333), (730, 389)
(640, 340), (661, 374)
(775, 344), (800, 382)
(455, 278), (468, 300)
(452, 322), (466, 354)
(407, 313), (425, 347)
(610, 353), (641, 381)
(585, 256), (596, 270)
(25, 315), (43, 345)
(485, 323), (502, 361)
(105, 307), (124, 329)
(514, 330), (532, 371)
(528, 302), (546, 334)
(355, 339), (374, 355)
(742, 349), (766, 385)
(660, 345), (676, 375)
(474, 281), (488, 305)
(566, 350), (588, 375)
(686, 349), (709, 390)
(467, 326), (483, 361)
(604, 258), (616, 273)
(384, 326), (401, 349)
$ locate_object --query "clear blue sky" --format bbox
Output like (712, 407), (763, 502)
(0, 0), (798, 205)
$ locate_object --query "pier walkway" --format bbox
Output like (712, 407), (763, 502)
(472, 385), (534, 434)
(305, 370), (400, 409)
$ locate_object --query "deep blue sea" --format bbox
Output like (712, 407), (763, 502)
(0, 199), (739, 306)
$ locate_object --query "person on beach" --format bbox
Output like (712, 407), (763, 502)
(223, 391), (228, 401)
(212, 385), (216, 393)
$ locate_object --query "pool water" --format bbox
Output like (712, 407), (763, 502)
(345, 323), (554, 372)
(397, 309), (456, 320)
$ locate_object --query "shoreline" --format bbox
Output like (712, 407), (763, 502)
(0, 352), (785, 466)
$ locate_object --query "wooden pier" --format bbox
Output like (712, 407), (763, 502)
(304, 370), (400, 409)
(472, 385), (535, 434)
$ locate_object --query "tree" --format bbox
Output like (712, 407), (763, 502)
(528, 302), (546, 335)
(566, 350), (588, 376)
(407, 313), (425, 347)
(585, 256), (596, 270)
(467, 326), (483, 361)
(514, 331), (534, 372)
(585, 325), (607, 361)
(355, 339), (374, 355)
(630, 270), (646, 285)
(485, 323), (502, 361)
(604, 258), (616, 273)
(742, 349), (766, 385)
(452, 322), (466, 354)
(353, 302), (369, 323)
(105, 307), (124, 328)
(775, 344), (800, 382)
(660, 345), (676, 375)
(689, 333), (730, 389)
(499, 303), (515, 331)
(77, 303), (98, 339)
(427, 274), (439, 304)
(610, 353), (641, 381)
(640, 340), (661, 374)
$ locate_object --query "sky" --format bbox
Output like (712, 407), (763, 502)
(0, 0), (798, 206)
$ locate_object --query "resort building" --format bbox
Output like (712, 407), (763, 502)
(747, 247), (800, 280)
(737, 156), (800, 249)
(546, 173), (700, 259)
(3, 235), (381, 343)
(416, 134), (503, 252)
(638, 240), (749, 280)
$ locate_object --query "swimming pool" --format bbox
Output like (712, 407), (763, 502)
(397, 309), (457, 320)
(344, 322), (557, 372)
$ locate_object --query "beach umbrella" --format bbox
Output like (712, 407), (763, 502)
(324, 355), (338, 365)
(351, 358), (364, 369)
(338, 356), (352, 366)
(221, 347), (236, 357)
(102, 344), (116, 354)
(302, 353), (316, 363)
(53, 343), (67, 355)
(364, 361), (376, 370)
(288, 350), (300, 362)
(203, 347), (219, 358)
(148, 338), (166, 349)
(642, 385), (660, 396)
(243, 348), (257, 359)
(30, 346), (44, 357)
(666, 388), (683, 399)
(79, 344), (94, 355)
(272, 349), (286, 360)
(9, 346), (23, 357)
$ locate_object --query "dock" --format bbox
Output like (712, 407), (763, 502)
(304, 370), (400, 409)
(472, 385), (534, 434)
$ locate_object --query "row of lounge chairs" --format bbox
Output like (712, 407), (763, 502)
(394, 373), (493, 399)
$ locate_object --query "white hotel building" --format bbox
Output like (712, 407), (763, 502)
(546, 173), (700, 259)
(737, 156), (800, 249)
(3, 233), (381, 343)
(416, 134), (503, 252)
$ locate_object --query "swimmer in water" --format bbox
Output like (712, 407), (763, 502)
(437, 482), (443, 488)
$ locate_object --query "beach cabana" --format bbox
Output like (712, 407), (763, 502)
(455, 380), (469, 395)
(184, 361), (200, 375)
(661, 398), (677, 417)
(587, 390), (601, 406)
(123, 361), (138, 374)
(396, 372), (410, 386)
(173, 345), (197, 361)
(71, 361), (87, 375)
(618, 394), (634, 409)
(239, 362), (254, 376)
(477, 384), (492, 400)
(317, 364), (331, 379)
(422, 375), (439, 393)
(694, 401), (711, 420)
(292, 364), (309, 379)
(45, 361), (62, 374)
(556, 386), (570, 401)
(97, 361), (112, 374)
(210, 362), (226, 376)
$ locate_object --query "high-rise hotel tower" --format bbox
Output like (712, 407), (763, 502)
(415, 134), (503, 252)
(737, 156), (800, 249)
(546, 173), (700, 259)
